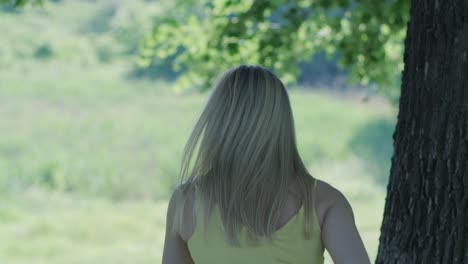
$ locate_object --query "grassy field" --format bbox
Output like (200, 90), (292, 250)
(1, 1), (397, 262)
(0, 63), (396, 263)
(0, 188), (386, 264)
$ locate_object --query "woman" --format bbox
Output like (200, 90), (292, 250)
(162, 65), (370, 264)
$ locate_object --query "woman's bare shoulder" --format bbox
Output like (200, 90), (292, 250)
(313, 179), (353, 229)
(314, 179), (370, 263)
(315, 179), (348, 207)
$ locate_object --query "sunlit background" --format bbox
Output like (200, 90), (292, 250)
(0, 0), (399, 263)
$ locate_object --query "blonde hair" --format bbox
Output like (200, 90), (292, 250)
(172, 64), (317, 246)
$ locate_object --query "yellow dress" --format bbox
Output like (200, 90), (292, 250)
(187, 182), (324, 264)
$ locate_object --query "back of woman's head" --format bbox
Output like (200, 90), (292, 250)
(174, 64), (316, 246)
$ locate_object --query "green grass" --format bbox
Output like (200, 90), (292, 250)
(0, 189), (167, 264)
(0, 66), (395, 200)
(0, 185), (386, 264)
(0, 64), (396, 262)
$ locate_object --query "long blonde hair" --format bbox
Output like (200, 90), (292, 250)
(172, 64), (317, 246)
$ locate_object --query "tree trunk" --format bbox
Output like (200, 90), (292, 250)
(376, 0), (468, 263)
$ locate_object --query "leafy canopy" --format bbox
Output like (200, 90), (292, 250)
(1, 0), (409, 94)
(0, 0), (42, 7)
(138, 0), (409, 93)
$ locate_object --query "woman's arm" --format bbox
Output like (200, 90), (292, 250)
(161, 187), (194, 264)
(321, 186), (371, 264)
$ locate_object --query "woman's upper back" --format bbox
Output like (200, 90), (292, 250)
(181, 179), (327, 264)
(163, 178), (371, 264)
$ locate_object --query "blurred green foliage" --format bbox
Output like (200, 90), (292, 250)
(0, 0), (42, 7)
(1, 0), (406, 103)
(139, 0), (409, 93)
(0, 0), (165, 67)
(0, 2), (398, 262)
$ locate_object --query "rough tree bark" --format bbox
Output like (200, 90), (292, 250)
(375, 0), (468, 263)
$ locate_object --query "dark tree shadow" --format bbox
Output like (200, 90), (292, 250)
(348, 118), (395, 188)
